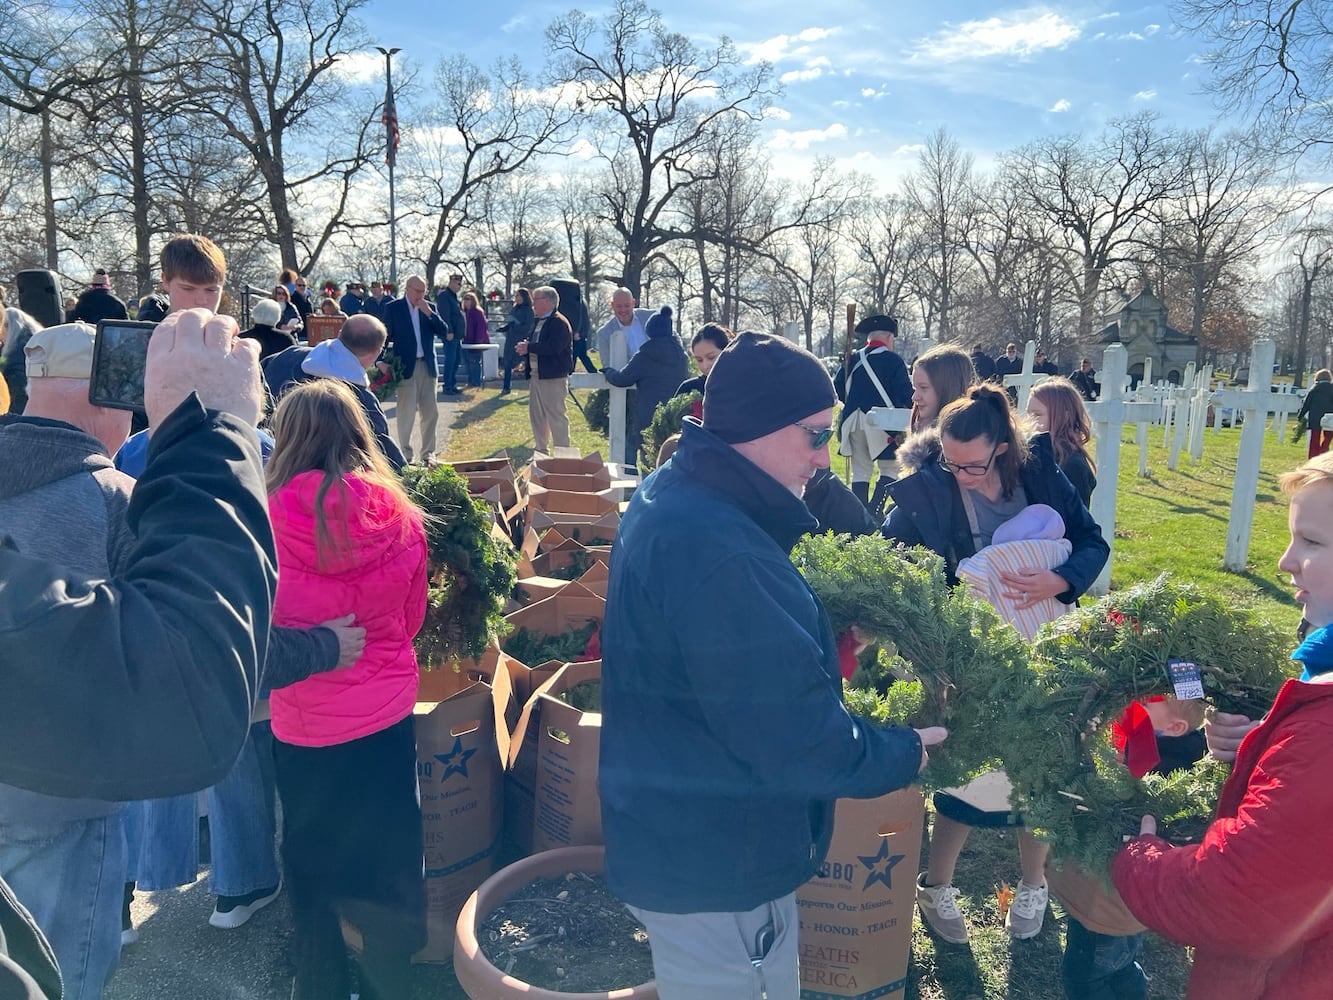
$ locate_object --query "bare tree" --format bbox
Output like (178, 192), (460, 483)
(545, 0), (777, 297)
(902, 128), (978, 343)
(1173, 0), (1331, 168)
(1150, 127), (1284, 363)
(1004, 113), (1184, 340)
(177, 0), (380, 275)
(554, 173), (615, 300)
(475, 173), (560, 295)
(1284, 220), (1333, 384)
(402, 55), (574, 288)
(845, 194), (915, 321)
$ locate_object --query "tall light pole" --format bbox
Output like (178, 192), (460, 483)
(376, 45), (401, 288)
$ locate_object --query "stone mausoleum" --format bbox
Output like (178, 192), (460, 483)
(1098, 284), (1197, 385)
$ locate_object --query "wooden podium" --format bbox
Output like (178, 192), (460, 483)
(304, 315), (342, 345)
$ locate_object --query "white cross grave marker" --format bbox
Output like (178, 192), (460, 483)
(1215, 339), (1277, 572)
(1084, 344), (1157, 595)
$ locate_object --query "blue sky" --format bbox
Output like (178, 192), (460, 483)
(358, 0), (1240, 187)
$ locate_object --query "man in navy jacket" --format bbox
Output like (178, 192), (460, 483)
(600, 331), (944, 999)
(383, 275), (448, 464)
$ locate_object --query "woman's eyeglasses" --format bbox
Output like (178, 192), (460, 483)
(938, 441), (1000, 476)
(794, 421), (834, 449)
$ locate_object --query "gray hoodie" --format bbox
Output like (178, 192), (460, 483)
(0, 415), (134, 821)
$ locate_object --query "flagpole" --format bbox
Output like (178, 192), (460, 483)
(376, 46), (401, 288)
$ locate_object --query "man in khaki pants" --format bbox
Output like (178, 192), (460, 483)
(514, 285), (572, 452)
(383, 275), (448, 464)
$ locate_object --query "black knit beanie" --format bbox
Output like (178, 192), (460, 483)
(702, 331), (835, 443)
(645, 306), (673, 339)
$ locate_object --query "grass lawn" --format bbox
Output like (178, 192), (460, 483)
(440, 391), (1308, 999)
(443, 379), (610, 469)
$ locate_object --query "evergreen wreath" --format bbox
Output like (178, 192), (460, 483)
(402, 464), (518, 667)
(792, 533), (1292, 876)
(640, 392), (699, 471)
(367, 352), (405, 402)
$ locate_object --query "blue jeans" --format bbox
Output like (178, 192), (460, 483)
(1062, 917), (1147, 1000)
(0, 810), (126, 1000)
(465, 350), (483, 386)
(125, 723), (279, 897)
(441, 339), (461, 392)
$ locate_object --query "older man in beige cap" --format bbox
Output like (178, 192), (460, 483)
(0, 321), (136, 997)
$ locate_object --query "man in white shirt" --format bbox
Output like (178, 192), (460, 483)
(383, 275), (449, 464)
(595, 287), (654, 370)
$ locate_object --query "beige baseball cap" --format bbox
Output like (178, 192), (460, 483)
(25, 322), (97, 379)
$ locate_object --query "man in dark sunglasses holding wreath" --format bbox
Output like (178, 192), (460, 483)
(599, 331), (945, 999)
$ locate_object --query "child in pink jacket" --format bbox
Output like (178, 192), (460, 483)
(266, 379), (428, 1000)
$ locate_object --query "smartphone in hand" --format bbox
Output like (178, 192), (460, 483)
(88, 319), (156, 412)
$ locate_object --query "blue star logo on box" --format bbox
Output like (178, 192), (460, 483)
(857, 839), (905, 892)
(433, 737), (477, 781)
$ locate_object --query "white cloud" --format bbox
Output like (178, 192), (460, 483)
(763, 106), (793, 120)
(781, 67), (825, 83)
(769, 123), (848, 150)
(892, 143), (926, 156)
(1144, 24), (1160, 35)
(1049, 98), (1071, 112)
(501, 15), (528, 33)
(910, 10), (1081, 63)
(331, 51), (384, 84)
(744, 27), (836, 64)
(1134, 89), (1157, 101)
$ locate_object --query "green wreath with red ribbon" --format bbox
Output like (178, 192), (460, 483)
(792, 532), (1292, 875)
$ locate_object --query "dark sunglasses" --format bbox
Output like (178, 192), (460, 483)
(938, 440), (1000, 476)
(794, 420), (834, 449)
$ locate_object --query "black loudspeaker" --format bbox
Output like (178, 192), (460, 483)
(548, 277), (589, 335)
(15, 269), (63, 328)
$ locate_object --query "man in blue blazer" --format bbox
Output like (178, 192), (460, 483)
(383, 274), (448, 464)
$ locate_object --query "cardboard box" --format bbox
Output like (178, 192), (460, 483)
(532, 470), (612, 493)
(503, 581), (605, 638)
(532, 660), (604, 851)
(528, 451), (606, 478)
(526, 484), (619, 517)
(412, 666), (513, 961)
(451, 455), (517, 477)
(796, 789), (925, 999)
(523, 512), (619, 557)
(503, 658), (566, 853)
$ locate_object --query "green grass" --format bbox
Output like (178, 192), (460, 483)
(444, 380), (610, 469)
(1106, 423), (1304, 633)
(440, 395), (1311, 999)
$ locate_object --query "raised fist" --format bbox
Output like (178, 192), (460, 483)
(145, 308), (263, 429)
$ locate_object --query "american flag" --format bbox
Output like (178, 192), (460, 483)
(382, 75), (399, 168)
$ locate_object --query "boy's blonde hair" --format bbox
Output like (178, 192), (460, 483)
(1279, 453), (1333, 497)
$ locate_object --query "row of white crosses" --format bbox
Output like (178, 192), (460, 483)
(867, 336), (1302, 595)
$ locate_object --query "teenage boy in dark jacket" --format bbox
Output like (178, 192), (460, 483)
(0, 306), (276, 997)
(600, 332), (945, 998)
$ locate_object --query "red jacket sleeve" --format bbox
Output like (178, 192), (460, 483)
(1111, 720), (1333, 957)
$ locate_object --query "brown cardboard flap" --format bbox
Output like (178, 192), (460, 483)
(529, 451), (606, 477)
(577, 560), (610, 598)
(525, 510), (619, 549)
(503, 582), (605, 640)
(450, 455), (516, 476)
(526, 484), (619, 516)
(532, 470), (612, 492)
(507, 576), (571, 610)
(796, 789), (924, 998)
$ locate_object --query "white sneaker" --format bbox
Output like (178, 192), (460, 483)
(917, 877), (969, 944)
(1005, 879), (1049, 939)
